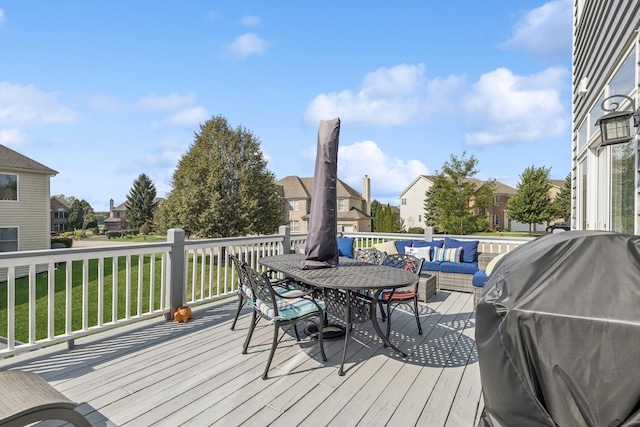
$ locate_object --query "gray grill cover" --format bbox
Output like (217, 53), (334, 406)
(300, 118), (340, 270)
(476, 230), (640, 426)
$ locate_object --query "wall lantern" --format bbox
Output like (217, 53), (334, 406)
(595, 94), (639, 146)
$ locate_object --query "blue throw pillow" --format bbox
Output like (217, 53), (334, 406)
(337, 237), (355, 258)
(444, 237), (479, 263)
(394, 240), (413, 254)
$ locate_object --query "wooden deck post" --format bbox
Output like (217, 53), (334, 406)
(165, 228), (185, 321)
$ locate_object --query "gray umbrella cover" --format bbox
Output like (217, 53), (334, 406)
(300, 118), (340, 270)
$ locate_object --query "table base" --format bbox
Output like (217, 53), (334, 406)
(304, 324), (346, 340)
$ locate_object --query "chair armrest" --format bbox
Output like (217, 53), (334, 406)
(478, 252), (500, 270)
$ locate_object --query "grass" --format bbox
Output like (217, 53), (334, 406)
(0, 253), (233, 344)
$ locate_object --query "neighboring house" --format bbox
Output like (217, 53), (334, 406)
(277, 175), (372, 233)
(50, 196), (71, 233)
(399, 175), (519, 232)
(103, 198), (164, 231)
(572, 2), (639, 234)
(0, 144), (58, 281)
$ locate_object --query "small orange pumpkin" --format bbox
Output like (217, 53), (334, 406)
(174, 306), (193, 323)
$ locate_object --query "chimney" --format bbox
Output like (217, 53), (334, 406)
(110, 199), (114, 216)
(362, 175), (371, 215)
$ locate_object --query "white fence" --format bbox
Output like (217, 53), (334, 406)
(0, 227), (531, 357)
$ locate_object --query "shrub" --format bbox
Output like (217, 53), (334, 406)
(106, 230), (123, 239)
(139, 222), (151, 236)
(51, 237), (73, 248)
(407, 227), (425, 234)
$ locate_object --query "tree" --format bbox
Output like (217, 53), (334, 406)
(155, 115), (283, 237)
(125, 173), (158, 231)
(370, 200), (382, 231)
(68, 199), (97, 235)
(375, 204), (404, 233)
(426, 152), (494, 235)
(506, 165), (553, 234)
(552, 173), (571, 221)
(53, 194), (76, 207)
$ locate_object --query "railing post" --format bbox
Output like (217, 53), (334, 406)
(424, 227), (434, 242)
(279, 225), (291, 254)
(165, 228), (185, 321)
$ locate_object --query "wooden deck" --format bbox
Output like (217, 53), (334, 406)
(0, 290), (484, 427)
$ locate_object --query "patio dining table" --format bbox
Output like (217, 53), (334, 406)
(259, 253), (419, 375)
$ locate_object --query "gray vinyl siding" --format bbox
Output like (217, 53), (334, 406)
(0, 170), (51, 252)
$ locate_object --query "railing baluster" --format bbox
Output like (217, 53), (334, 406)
(126, 255), (132, 319)
(48, 262), (55, 339)
(137, 254), (144, 316)
(65, 261), (72, 335)
(98, 257), (104, 327)
(82, 259), (89, 331)
(29, 264), (36, 344)
(7, 267), (15, 351)
(149, 253), (155, 313)
(112, 256), (118, 323)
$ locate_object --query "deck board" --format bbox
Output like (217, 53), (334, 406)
(0, 290), (484, 427)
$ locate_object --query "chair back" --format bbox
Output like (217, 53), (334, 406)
(230, 254), (252, 297)
(244, 264), (280, 317)
(382, 253), (424, 275)
(355, 248), (385, 265)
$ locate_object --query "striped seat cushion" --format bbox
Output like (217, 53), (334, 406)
(356, 288), (417, 301)
(254, 295), (325, 321)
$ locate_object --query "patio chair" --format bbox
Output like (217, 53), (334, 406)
(379, 253), (425, 339)
(354, 247), (385, 265)
(0, 370), (91, 427)
(241, 264), (327, 380)
(229, 254), (301, 332)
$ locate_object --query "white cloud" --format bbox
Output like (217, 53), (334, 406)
(85, 94), (124, 112)
(164, 106), (209, 127)
(0, 128), (26, 146)
(242, 15), (262, 26)
(305, 64), (465, 126)
(463, 66), (569, 146)
(225, 33), (268, 59)
(138, 92), (197, 112)
(500, 0), (572, 61)
(0, 82), (76, 126)
(0, 9), (5, 24)
(338, 140), (428, 198)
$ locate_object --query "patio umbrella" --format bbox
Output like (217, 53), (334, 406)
(476, 231), (640, 426)
(300, 118), (340, 270)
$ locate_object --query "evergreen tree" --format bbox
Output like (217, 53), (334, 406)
(552, 173), (571, 221)
(429, 152), (494, 235)
(374, 204), (404, 233)
(155, 115), (282, 237)
(506, 165), (553, 234)
(370, 199), (382, 231)
(125, 173), (158, 230)
(81, 200), (97, 234)
(67, 199), (84, 231)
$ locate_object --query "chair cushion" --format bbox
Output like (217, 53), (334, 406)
(380, 289), (417, 301)
(472, 270), (488, 288)
(485, 252), (508, 275)
(242, 284), (304, 300)
(439, 261), (479, 274)
(444, 238), (479, 263)
(337, 237), (355, 258)
(394, 240), (413, 254)
(254, 295), (326, 321)
(373, 240), (398, 255)
(421, 260), (442, 271)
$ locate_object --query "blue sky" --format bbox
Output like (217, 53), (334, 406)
(0, 0), (572, 211)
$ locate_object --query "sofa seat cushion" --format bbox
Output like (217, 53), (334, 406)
(421, 260), (442, 271)
(472, 270), (488, 288)
(439, 261), (479, 275)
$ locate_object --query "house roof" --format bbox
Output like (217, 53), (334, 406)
(276, 176), (364, 200)
(302, 206), (371, 221)
(51, 196), (71, 208)
(0, 144), (58, 175)
(400, 174), (516, 197)
(550, 179), (565, 189)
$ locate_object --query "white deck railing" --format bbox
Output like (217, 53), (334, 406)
(0, 227), (531, 357)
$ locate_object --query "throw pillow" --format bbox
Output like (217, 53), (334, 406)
(433, 247), (461, 263)
(394, 240), (413, 254)
(373, 240), (398, 255)
(405, 246), (431, 261)
(444, 237), (479, 263)
(485, 252), (508, 275)
(337, 237), (355, 258)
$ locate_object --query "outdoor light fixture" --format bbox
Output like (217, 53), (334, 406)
(595, 94), (640, 146)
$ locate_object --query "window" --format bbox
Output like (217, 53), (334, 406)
(589, 93), (605, 140)
(54, 209), (68, 219)
(578, 119), (588, 152)
(288, 200), (299, 211)
(401, 198), (406, 205)
(0, 173), (18, 201)
(0, 227), (18, 252)
(580, 159), (588, 230)
(337, 199), (346, 212)
(289, 220), (299, 232)
(610, 140), (634, 234)
(418, 215), (422, 222)
(609, 50), (635, 97)
(493, 196), (500, 205)
(493, 214), (500, 226)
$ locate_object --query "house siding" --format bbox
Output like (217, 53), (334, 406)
(572, 1), (640, 232)
(0, 171), (51, 251)
(399, 176), (433, 230)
